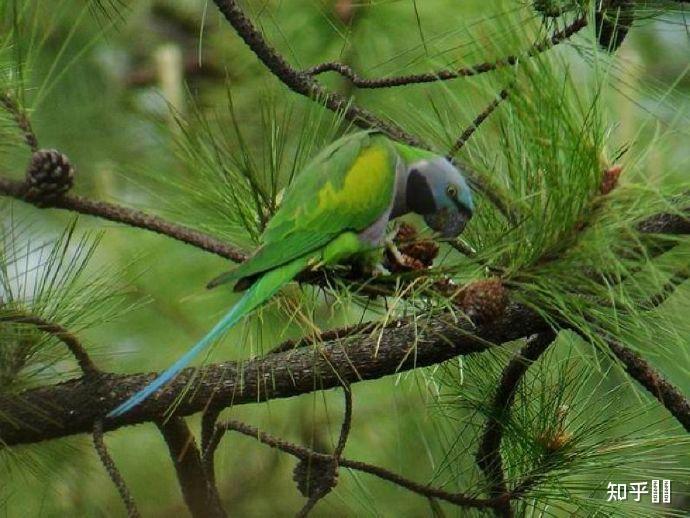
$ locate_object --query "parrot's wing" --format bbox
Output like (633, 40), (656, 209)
(206, 230), (337, 288)
(208, 132), (396, 288)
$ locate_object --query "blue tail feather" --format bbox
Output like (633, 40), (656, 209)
(107, 293), (251, 417)
(107, 254), (311, 418)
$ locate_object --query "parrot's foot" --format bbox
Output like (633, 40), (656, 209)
(384, 239), (407, 267)
(371, 262), (391, 277)
(351, 258), (390, 279)
(385, 221), (401, 243)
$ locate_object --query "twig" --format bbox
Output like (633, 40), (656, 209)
(157, 417), (226, 518)
(448, 86), (511, 156)
(201, 406), (223, 488)
(335, 386), (353, 458)
(476, 331), (557, 517)
(295, 494), (324, 518)
(0, 176), (248, 263)
(0, 92), (39, 152)
(212, 418), (501, 510)
(607, 340), (690, 432)
(636, 209), (690, 236)
(0, 312), (99, 376)
(293, 386), (353, 516)
(304, 17), (588, 89)
(92, 420), (141, 518)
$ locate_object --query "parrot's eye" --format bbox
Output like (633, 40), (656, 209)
(446, 184), (458, 198)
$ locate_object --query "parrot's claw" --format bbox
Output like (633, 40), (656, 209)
(384, 239), (406, 268)
(385, 221), (401, 242)
(371, 262), (391, 277)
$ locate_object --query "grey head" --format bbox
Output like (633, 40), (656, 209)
(404, 157), (474, 238)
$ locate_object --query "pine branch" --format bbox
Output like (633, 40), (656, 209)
(0, 312), (100, 376)
(0, 208), (684, 447)
(448, 85), (512, 156)
(0, 92), (39, 152)
(476, 331), (558, 517)
(607, 340), (690, 432)
(0, 176), (248, 262)
(92, 420), (141, 518)
(211, 0), (423, 148)
(209, 418), (502, 510)
(304, 16), (588, 89)
(157, 417), (226, 518)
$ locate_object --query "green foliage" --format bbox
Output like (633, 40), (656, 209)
(0, 212), (135, 390)
(0, 0), (688, 516)
(438, 338), (690, 516)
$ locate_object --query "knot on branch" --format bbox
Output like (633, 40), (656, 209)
(26, 149), (75, 202)
(292, 456), (339, 498)
(455, 278), (509, 323)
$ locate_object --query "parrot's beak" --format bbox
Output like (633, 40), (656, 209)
(424, 208), (470, 238)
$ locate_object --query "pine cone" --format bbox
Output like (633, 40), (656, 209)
(400, 241), (439, 267)
(456, 278), (508, 323)
(292, 457), (338, 498)
(395, 222), (418, 243)
(26, 149), (75, 200)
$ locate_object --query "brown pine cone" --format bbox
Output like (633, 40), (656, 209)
(26, 149), (75, 200)
(400, 241), (439, 267)
(456, 278), (508, 323)
(293, 457), (338, 498)
(395, 222), (418, 243)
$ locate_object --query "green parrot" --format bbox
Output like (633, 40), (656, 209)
(109, 131), (474, 417)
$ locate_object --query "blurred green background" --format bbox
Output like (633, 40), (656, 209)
(0, 0), (689, 516)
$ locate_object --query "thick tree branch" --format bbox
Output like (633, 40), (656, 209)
(0, 207), (685, 447)
(0, 303), (548, 446)
(157, 417), (227, 518)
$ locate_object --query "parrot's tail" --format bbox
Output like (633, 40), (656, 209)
(107, 254), (311, 418)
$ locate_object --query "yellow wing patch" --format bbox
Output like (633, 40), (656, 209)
(315, 144), (392, 214)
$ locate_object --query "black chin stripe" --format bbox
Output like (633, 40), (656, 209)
(407, 169), (437, 214)
(451, 198), (472, 219)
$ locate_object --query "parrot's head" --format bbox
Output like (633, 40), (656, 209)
(405, 157), (474, 238)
